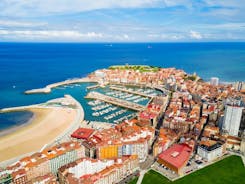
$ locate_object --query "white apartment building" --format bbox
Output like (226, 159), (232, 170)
(222, 105), (243, 136)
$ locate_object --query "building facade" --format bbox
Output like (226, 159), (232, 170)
(222, 105), (243, 136)
(210, 77), (219, 86)
(197, 142), (223, 161)
(58, 155), (139, 184)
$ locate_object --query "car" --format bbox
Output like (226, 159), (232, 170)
(195, 160), (203, 164)
(185, 169), (193, 174)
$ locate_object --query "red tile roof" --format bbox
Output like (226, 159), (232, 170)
(139, 111), (157, 119)
(71, 128), (94, 140)
(158, 143), (192, 169)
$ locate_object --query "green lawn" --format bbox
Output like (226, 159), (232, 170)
(129, 177), (139, 184)
(109, 65), (160, 73)
(142, 155), (245, 184)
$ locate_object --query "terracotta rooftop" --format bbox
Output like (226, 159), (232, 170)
(71, 128), (94, 140)
(158, 144), (192, 169)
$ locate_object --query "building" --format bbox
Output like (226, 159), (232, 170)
(5, 142), (85, 183)
(96, 138), (148, 162)
(157, 144), (193, 175)
(197, 140), (223, 161)
(42, 142), (85, 174)
(233, 81), (245, 92)
(11, 169), (27, 184)
(71, 128), (94, 141)
(82, 121), (154, 162)
(23, 153), (50, 181)
(26, 173), (58, 184)
(240, 131), (245, 156)
(226, 136), (241, 150)
(58, 155), (139, 184)
(222, 105), (243, 136)
(0, 170), (12, 184)
(210, 77), (219, 86)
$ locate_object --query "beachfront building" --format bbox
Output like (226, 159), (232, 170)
(197, 140), (223, 161)
(11, 169), (27, 184)
(157, 144), (193, 175)
(222, 105), (243, 136)
(0, 170), (12, 184)
(42, 142), (85, 174)
(6, 142), (85, 183)
(22, 153), (50, 181)
(58, 155), (139, 184)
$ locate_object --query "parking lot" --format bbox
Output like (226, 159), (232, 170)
(150, 158), (208, 180)
(151, 162), (179, 180)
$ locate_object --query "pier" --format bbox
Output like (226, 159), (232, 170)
(109, 86), (153, 98)
(25, 77), (98, 94)
(86, 91), (146, 111)
(146, 84), (171, 94)
(86, 84), (100, 90)
(0, 105), (39, 113)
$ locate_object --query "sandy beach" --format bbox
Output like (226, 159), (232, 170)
(0, 107), (77, 162)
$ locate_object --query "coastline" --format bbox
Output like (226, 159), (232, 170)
(0, 111), (35, 137)
(0, 106), (78, 163)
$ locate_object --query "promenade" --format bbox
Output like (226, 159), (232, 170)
(86, 91), (146, 111)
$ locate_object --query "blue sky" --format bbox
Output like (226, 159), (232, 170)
(0, 0), (245, 42)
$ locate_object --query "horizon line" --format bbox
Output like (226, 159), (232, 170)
(1, 41), (245, 44)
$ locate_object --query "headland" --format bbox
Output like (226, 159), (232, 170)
(0, 64), (244, 184)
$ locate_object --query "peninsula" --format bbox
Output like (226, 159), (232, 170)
(0, 65), (244, 184)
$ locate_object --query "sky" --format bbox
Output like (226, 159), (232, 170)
(0, 0), (245, 42)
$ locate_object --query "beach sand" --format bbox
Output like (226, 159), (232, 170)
(0, 107), (77, 162)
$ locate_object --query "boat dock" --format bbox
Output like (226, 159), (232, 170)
(109, 86), (153, 98)
(85, 91), (145, 111)
(146, 84), (171, 94)
(86, 84), (100, 90)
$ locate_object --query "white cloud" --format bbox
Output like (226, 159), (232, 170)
(162, 0), (192, 8)
(0, 30), (103, 40)
(0, 20), (47, 27)
(123, 34), (129, 39)
(0, 0), (162, 17)
(189, 30), (202, 39)
(147, 33), (186, 40)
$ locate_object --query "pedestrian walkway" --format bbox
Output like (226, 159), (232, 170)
(137, 170), (147, 184)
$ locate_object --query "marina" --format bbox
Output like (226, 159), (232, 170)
(109, 86), (154, 98)
(85, 91), (146, 111)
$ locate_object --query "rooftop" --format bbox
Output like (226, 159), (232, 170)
(71, 128), (94, 140)
(158, 143), (192, 169)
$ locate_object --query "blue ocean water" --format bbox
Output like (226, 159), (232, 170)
(0, 42), (245, 130)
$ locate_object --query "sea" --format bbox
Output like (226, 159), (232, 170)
(0, 42), (245, 131)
